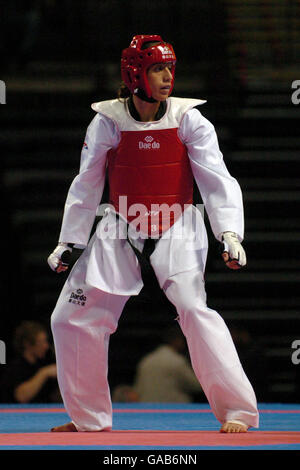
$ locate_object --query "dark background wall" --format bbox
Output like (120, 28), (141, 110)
(0, 0), (300, 402)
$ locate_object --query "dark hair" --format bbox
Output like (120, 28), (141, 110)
(162, 323), (184, 345)
(117, 81), (131, 100)
(13, 321), (47, 354)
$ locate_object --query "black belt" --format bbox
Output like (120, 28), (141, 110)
(127, 235), (161, 292)
(115, 214), (161, 291)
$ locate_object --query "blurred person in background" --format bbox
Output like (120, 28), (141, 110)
(0, 321), (60, 403)
(134, 324), (203, 403)
(112, 384), (139, 403)
(229, 322), (269, 402)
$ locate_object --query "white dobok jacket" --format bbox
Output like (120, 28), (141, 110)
(58, 97), (244, 295)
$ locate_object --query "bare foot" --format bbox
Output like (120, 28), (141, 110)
(51, 422), (77, 432)
(220, 420), (248, 433)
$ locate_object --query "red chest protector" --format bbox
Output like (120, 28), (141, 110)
(107, 127), (193, 236)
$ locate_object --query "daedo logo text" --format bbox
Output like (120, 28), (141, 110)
(68, 289), (87, 306)
(139, 135), (160, 150)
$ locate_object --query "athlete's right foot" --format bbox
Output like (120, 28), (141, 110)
(220, 420), (248, 433)
(51, 422), (77, 432)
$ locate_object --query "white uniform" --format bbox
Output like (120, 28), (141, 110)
(51, 97), (259, 431)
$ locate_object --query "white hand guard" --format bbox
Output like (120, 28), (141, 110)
(221, 232), (246, 270)
(47, 243), (73, 273)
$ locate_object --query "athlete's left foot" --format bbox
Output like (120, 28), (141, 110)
(51, 422), (77, 432)
(220, 420), (248, 433)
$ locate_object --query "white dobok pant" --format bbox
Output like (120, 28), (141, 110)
(51, 238), (259, 431)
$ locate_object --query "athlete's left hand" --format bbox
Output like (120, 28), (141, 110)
(221, 232), (246, 270)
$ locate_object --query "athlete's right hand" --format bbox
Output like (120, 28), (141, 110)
(47, 243), (73, 273)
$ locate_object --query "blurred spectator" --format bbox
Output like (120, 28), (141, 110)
(112, 384), (139, 403)
(229, 322), (269, 401)
(133, 324), (203, 403)
(0, 321), (61, 403)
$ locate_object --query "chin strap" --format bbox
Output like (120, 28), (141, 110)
(135, 88), (158, 103)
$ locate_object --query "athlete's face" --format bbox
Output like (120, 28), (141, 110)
(147, 63), (174, 101)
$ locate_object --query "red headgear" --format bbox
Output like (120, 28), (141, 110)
(121, 35), (176, 99)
